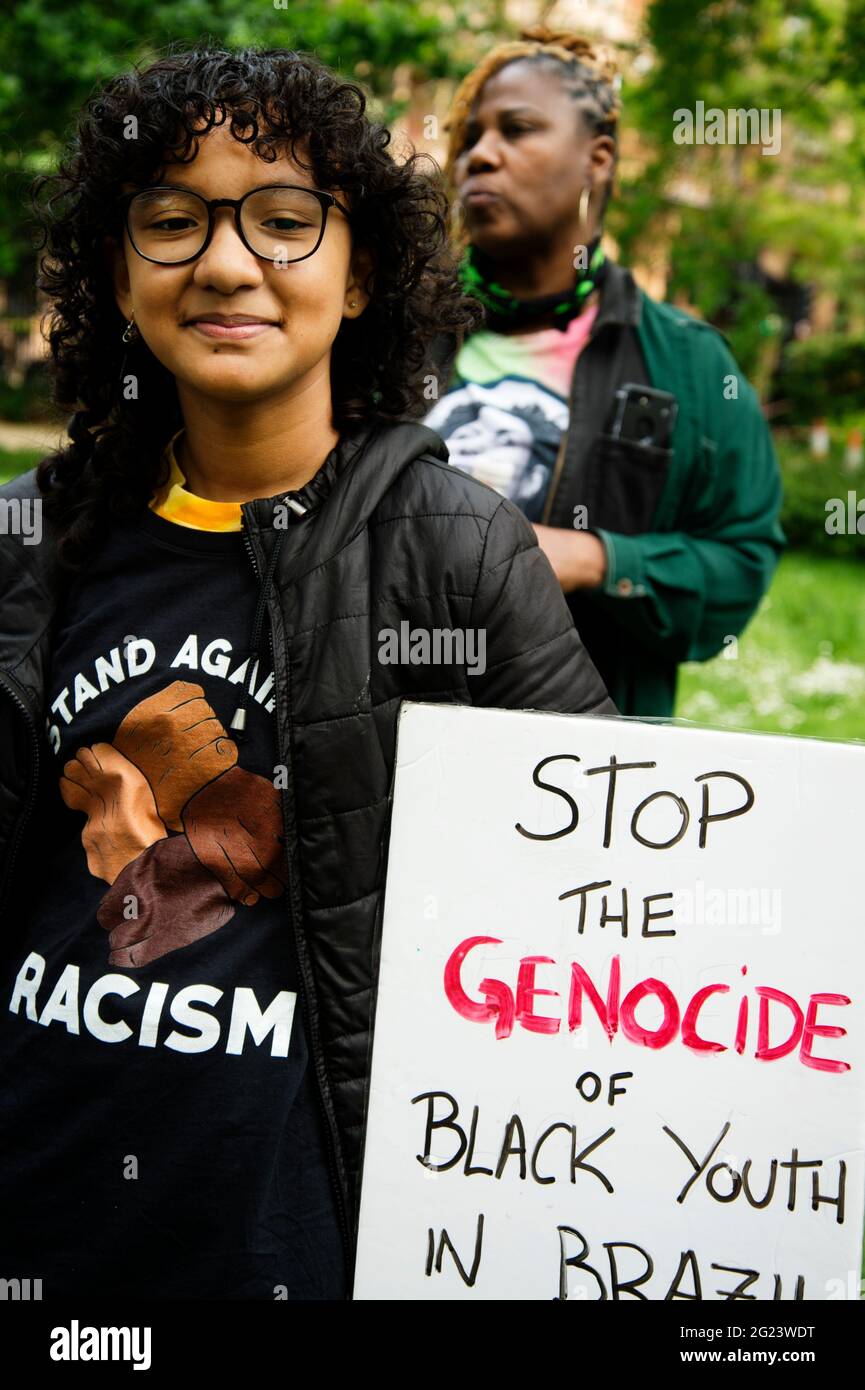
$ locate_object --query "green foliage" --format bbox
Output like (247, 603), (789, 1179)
(776, 333), (865, 423)
(0, 368), (54, 422)
(775, 428), (865, 559)
(644, 198), (779, 375)
(613, 0), (865, 378)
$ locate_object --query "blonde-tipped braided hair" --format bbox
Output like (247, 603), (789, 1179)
(443, 25), (622, 249)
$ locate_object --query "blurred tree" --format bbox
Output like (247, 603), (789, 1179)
(609, 0), (865, 380)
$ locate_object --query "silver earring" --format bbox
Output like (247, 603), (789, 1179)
(578, 185), (592, 233)
(349, 299), (358, 308)
(122, 313), (139, 344)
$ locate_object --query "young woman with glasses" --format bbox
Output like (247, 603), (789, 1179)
(0, 46), (615, 1301)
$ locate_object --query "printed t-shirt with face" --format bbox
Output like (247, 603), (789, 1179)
(0, 438), (347, 1300)
(422, 302), (598, 521)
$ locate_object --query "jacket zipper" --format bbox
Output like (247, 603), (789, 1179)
(240, 513), (354, 1285)
(0, 673), (41, 921)
(541, 429), (569, 526)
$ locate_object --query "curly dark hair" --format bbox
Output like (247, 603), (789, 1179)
(33, 45), (483, 569)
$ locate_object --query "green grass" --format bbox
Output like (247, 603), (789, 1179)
(0, 447), (43, 485)
(676, 551), (865, 742)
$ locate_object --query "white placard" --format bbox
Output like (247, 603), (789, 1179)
(354, 703), (865, 1301)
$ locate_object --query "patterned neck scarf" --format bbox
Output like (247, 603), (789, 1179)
(458, 237), (607, 333)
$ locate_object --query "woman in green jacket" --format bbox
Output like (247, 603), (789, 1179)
(424, 25), (786, 717)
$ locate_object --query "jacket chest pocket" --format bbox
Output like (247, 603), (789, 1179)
(579, 433), (673, 536)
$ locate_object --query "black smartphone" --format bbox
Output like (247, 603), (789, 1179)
(610, 383), (678, 449)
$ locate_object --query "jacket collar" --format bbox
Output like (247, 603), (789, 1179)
(240, 419), (450, 575)
(240, 420), (382, 535)
(593, 259), (643, 333)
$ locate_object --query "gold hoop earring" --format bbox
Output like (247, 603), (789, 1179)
(122, 312), (140, 344)
(578, 185), (592, 235)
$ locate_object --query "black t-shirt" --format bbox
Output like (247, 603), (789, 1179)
(0, 506), (347, 1300)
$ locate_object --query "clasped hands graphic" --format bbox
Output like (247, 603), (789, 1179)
(59, 681), (286, 968)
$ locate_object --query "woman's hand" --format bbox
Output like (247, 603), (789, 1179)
(531, 524), (607, 593)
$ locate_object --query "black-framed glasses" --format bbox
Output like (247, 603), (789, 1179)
(118, 184), (353, 266)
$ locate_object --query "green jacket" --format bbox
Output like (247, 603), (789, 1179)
(539, 263), (786, 715)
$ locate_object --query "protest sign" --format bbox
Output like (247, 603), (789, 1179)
(353, 703), (865, 1300)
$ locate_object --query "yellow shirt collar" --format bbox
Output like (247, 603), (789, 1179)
(149, 429), (243, 532)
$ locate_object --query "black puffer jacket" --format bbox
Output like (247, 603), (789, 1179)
(0, 418), (616, 1278)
